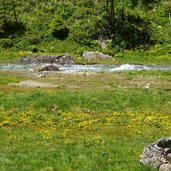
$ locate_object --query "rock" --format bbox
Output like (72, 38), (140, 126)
(9, 80), (58, 88)
(144, 83), (150, 89)
(82, 51), (113, 61)
(17, 53), (75, 65)
(97, 38), (112, 49)
(159, 164), (171, 171)
(38, 64), (59, 72)
(36, 73), (46, 78)
(140, 137), (171, 169)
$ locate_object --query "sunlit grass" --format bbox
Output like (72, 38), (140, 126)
(0, 73), (23, 85)
(0, 71), (170, 170)
(0, 109), (170, 171)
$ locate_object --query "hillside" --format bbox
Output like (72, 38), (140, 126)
(0, 0), (171, 63)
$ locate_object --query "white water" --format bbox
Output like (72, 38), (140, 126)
(0, 63), (34, 71)
(0, 63), (171, 73)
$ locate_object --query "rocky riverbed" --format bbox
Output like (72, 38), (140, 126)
(0, 63), (171, 73)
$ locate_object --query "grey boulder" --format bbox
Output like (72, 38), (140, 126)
(82, 51), (113, 61)
(140, 137), (171, 169)
(38, 64), (59, 72)
(18, 53), (75, 65)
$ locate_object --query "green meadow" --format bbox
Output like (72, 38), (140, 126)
(0, 71), (170, 171)
(1, 0), (171, 170)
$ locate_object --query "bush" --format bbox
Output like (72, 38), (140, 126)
(28, 45), (38, 52)
(112, 13), (152, 49)
(0, 38), (13, 48)
(49, 16), (69, 39)
(101, 43), (125, 57)
(27, 35), (41, 45)
(1, 22), (25, 37)
(101, 48), (116, 57)
(70, 30), (92, 45)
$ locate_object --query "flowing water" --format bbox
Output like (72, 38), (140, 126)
(0, 63), (171, 73)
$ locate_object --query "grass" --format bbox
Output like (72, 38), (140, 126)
(116, 49), (171, 64)
(0, 49), (18, 62)
(0, 126), (164, 171)
(0, 105), (170, 171)
(0, 71), (170, 170)
(0, 89), (170, 114)
(0, 43), (171, 64)
(0, 72), (24, 85)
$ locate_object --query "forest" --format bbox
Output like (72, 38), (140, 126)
(0, 0), (171, 60)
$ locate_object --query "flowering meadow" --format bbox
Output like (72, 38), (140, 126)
(0, 109), (170, 129)
(1, 109), (170, 171)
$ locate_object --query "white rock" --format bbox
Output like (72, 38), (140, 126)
(159, 163), (171, 171)
(82, 51), (113, 61)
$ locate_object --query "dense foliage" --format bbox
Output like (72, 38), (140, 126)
(0, 0), (171, 54)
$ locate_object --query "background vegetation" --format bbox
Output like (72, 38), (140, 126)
(0, 0), (171, 63)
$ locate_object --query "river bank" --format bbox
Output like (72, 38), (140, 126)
(0, 47), (171, 65)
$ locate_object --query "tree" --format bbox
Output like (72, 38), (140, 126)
(0, 0), (7, 36)
(0, 0), (23, 37)
(0, 0), (19, 24)
(11, 0), (18, 23)
(105, 0), (116, 36)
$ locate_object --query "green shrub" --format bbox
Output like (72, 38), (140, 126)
(70, 30), (92, 45)
(115, 52), (124, 58)
(28, 45), (38, 52)
(0, 38), (13, 48)
(26, 35), (41, 45)
(49, 16), (69, 39)
(0, 0), (170, 60)
(1, 22), (25, 38)
(101, 48), (115, 57)
(14, 33), (41, 50)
